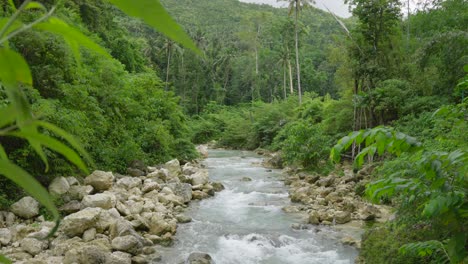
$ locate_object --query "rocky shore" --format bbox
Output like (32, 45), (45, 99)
(0, 150), (222, 264)
(262, 153), (391, 248)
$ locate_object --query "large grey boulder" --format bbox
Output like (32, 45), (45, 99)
(168, 183), (192, 203)
(82, 193), (116, 209)
(116, 177), (142, 190)
(84, 170), (114, 191)
(11, 196), (39, 219)
(63, 245), (109, 264)
(20, 237), (48, 256)
(187, 252), (214, 264)
(0, 228), (12, 245)
(111, 235), (141, 255)
(164, 159), (181, 178)
(190, 171), (209, 186)
(48, 177), (70, 196)
(60, 207), (102, 237)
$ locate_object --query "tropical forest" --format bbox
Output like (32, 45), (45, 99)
(0, 0), (466, 263)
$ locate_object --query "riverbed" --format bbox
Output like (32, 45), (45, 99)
(160, 149), (358, 263)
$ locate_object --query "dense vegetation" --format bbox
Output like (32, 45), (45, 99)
(0, 0), (466, 262)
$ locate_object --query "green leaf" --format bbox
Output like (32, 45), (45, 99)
(0, 159), (59, 225)
(8, 131), (88, 174)
(34, 18), (110, 63)
(25, 2), (46, 10)
(7, 0), (16, 10)
(108, 0), (201, 55)
(0, 105), (16, 128)
(0, 145), (7, 160)
(35, 120), (93, 166)
(0, 48), (32, 86)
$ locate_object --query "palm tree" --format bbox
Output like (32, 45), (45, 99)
(283, 0), (315, 104)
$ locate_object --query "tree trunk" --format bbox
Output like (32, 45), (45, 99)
(288, 58), (294, 94)
(283, 65), (287, 99)
(294, 3), (302, 104)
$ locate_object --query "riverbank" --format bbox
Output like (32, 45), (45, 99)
(262, 153), (392, 249)
(0, 154), (223, 263)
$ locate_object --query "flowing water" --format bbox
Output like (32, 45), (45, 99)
(160, 149), (358, 263)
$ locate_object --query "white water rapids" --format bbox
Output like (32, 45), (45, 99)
(158, 149), (358, 263)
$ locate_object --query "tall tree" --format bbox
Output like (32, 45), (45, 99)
(284, 0), (315, 104)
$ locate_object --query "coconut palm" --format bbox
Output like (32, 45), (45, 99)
(282, 0), (315, 104)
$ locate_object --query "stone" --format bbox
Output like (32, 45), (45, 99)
(82, 193), (116, 209)
(0, 228), (12, 245)
(68, 185), (94, 200)
(182, 163), (197, 175)
(190, 171), (209, 186)
(187, 252), (213, 264)
(109, 219), (136, 239)
(117, 177), (142, 190)
(11, 196), (39, 219)
(48, 177), (70, 196)
(175, 214), (192, 223)
(317, 176), (335, 187)
(82, 228), (96, 242)
(164, 159), (181, 178)
(142, 181), (160, 193)
(192, 190), (209, 200)
(334, 211), (351, 224)
(127, 168), (145, 177)
(63, 245), (109, 264)
(20, 238), (48, 256)
(148, 214), (176, 236)
(107, 251), (132, 264)
(59, 200), (82, 214)
(282, 206), (300, 213)
(111, 235), (141, 255)
(84, 170), (114, 191)
(158, 193), (184, 206)
(308, 211), (320, 225)
(211, 182), (225, 192)
(167, 183), (193, 203)
(61, 207), (102, 237)
(359, 205), (380, 221)
(5, 212), (16, 226)
(196, 145), (209, 158)
(341, 236), (361, 248)
(241, 177), (252, 182)
(65, 177), (79, 186)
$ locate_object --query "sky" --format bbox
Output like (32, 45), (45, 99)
(238, 0), (422, 18)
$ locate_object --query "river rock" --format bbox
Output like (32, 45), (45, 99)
(190, 171), (209, 186)
(241, 177), (252, 182)
(11, 197), (39, 219)
(196, 145), (209, 158)
(167, 183), (192, 203)
(175, 214), (192, 223)
(192, 190), (209, 200)
(68, 185), (94, 200)
(127, 168), (145, 177)
(142, 181), (160, 193)
(84, 170), (114, 191)
(111, 235), (141, 255)
(334, 211), (351, 224)
(20, 237), (48, 256)
(59, 200), (82, 214)
(61, 207), (102, 237)
(108, 251), (132, 264)
(211, 182), (225, 192)
(48, 177), (70, 196)
(82, 193), (116, 209)
(63, 245), (109, 264)
(308, 211), (320, 225)
(117, 177), (142, 189)
(187, 252), (214, 264)
(164, 159), (181, 178)
(0, 228), (12, 245)
(82, 228), (96, 242)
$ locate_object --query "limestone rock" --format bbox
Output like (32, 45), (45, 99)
(190, 171), (209, 186)
(63, 245), (109, 264)
(61, 207), (102, 237)
(196, 145), (209, 158)
(164, 159), (181, 178)
(84, 170), (114, 191)
(82, 193), (116, 209)
(192, 190), (209, 200)
(68, 185), (93, 200)
(334, 211), (351, 224)
(111, 235), (141, 255)
(0, 228), (12, 245)
(175, 214), (192, 223)
(59, 200), (82, 214)
(48, 177), (70, 196)
(167, 183), (192, 203)
(308, 211), (320, 225)
(82, 228), (96, 242)
(11, 196), (39, 219)
(187, 252), (214, 264)
(20, 238), (48, 256)
(211, 182), (225, 192)
(116, 177), (142, 190)
(107, 251), (132, 264)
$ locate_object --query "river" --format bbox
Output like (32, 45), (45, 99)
(159, 149), (358, 263)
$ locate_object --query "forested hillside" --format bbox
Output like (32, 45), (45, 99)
(0, 0), (467, 263)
